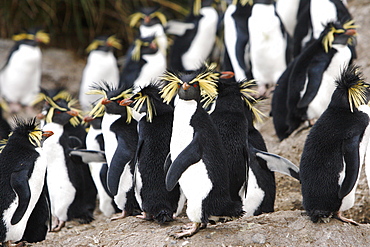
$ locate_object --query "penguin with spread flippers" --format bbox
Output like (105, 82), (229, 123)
(40, 93), (97, 231)
(0, 28), (49, 113)
(271, 20), (357, 140)
(87, 83), (140, 220)
(119, 36), (166, 91)
(161, 64), (243, 238)
(167, 0), (219, 71)
(79, 35), (121, 112)
(300, 64), (370, 224)
(0, 118), (53, 246)
(121, 82), (181, 224)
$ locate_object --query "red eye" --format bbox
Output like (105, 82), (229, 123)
(193, 84), (198, 87)
(55, 110), (61, 114)
(178, 84), (181, 88)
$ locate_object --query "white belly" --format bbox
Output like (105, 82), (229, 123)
(102, 113), (120, 166)
(243, 167), (265, 217)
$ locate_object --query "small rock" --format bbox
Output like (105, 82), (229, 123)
(252, 233), (266, 244)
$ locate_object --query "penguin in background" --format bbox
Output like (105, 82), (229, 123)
(129, 6), (168, 56)
(248, 0), (291, 96)
(87, 83), (140, 220)
(161, 64), (243, 238)
(167, 0), (219, 72)
(222, 0), (253, 81)
(275, 0), (301, 38)
(119, 35), (166, 92)
(121, 82), (181, 224)
(79, 35), (122, 112)
(271, 20), (357, 141)
(40, 93), (97, 231)
(0, 28), (49, 113)
(0, 118), (53, 246)
(300, 64), (370, 225)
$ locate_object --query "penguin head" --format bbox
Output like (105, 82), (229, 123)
(12, 28), (49, 47)
(85, 35), (122, 53)
(330, 64), (370, 112)
(129, 6), (167, 28)
(232, 0), (253, 6)
(131, 36), (159, 61)
(321, 20), (357, 53)
(8, 117), (53, 149)
(160, 63), (219, 104)
(87, 82), (134, 122)
(123, 81), (173, 122)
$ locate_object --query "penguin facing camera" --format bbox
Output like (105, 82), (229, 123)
(300, 64), (370, 225)
(0, 28), (49, 114)
(161, 64), (243, 238)
(0, 117), (53, 246)
(79, 35), (121, 112)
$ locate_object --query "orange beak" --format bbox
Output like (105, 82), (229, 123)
(345, 29), (356, 36)
(220, 71), (235, 79)
(42, 130), (54, 137)
(119, 98), (133, 106)
(144, 16), (151, 24)
(101, 98), (112, 105)
(182, 83), (191, 90)
(83, 116), (95, 123)
(66, 110), (79, 117)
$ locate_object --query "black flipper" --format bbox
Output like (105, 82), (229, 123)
(163, 153), (172, 174)
(10, 169), (31, 225)
(338, 135), (361, 199)
(69, 149), (106, 163)
(166, 133), (202, 191)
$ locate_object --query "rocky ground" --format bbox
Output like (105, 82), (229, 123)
(1, 0), (370, 246)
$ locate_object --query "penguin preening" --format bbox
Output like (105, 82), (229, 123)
(0, 28), (49, 113)
(79, 35), (121, 112)
(161, 64), (243, 238)
(119, 36), (166, 91)
(271, 20), (357, 141)
(122, 82), (181, 224)
(0, 118), (53, 246)
(40, 93), (97, 231)
(300, 64), (370, 224)
(167, 0), (219, 72)
(87, 83), (140, 220)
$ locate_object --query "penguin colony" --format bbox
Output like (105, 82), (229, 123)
(1, 0), (370, 244)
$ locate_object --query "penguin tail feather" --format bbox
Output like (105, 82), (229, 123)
(154, 209), (174, 224)
(306, 210), (333, 223)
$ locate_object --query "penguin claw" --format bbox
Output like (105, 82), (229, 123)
(110, 211), (128, 221)
(334, 212), (359, 226)
(50, 220), (65, 232)
(170, 222), (206, 238)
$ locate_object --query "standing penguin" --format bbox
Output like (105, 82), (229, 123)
(79, 35), (121, 112)
(167, 0), (219, 71)
(0, 118), (53, 246)
(161, 64), (243, 238)
(119, 36), (166, 91)
(41, 94), (97, 231)
(271, 20), (357, 140)
(87, 83), (140, 220)
(122, 82), (181, 223)
(300, 64), (370, 224)
(0, 28), (49, 113)
(248, 0), (291, 96)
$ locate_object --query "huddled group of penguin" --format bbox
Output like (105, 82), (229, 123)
(1, 0), (370, 245)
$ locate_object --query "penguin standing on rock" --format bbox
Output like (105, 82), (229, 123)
(0, 28), (49, 113)
(167, 0), (219, 71)
(0, 118), (53, 246)
(161, 64), (243, 238)
(300, 64), (370, 225)
(79, 35), (121, 112)
(121, 82), (181, 223)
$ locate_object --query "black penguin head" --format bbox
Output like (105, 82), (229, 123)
(131, 36), (159, 61)
(129, 6), (167, 27)
(321, 20), (356, 53)
(329, 64), (370, 112)
(12, 28), (49, 47)
(85, 35), (122, 53)
(160, 63), (220, 105)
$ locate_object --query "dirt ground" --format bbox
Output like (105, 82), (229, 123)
(1, 0), (370, 246)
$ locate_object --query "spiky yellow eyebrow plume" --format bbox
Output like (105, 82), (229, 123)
(132, 92), (156, 123)
(107, 35), (122, 50)
(12, 30), (50, 44)
(322, 20), (357, 53)
(111, 89), (134, 123)
(348, 70), (369, 112)
(238, 0), (254, 6)
(193, 0), (202, 16)
(35, 30), (50, 44)
(29, 128), (43, 147)
(86, 89), (108, 119)
(240, 79), (265, 123)
(130, 11), (167, 27)
(131, 39), (153, 61)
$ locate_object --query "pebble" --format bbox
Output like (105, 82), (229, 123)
(252, 233), (266, 244)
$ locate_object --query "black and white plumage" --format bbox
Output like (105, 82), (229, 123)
(79, 35), (121, 112)
(0, 29), (49, 113)
(161, 64), (243, 238)
(0, 118), (53, 245)
(271, 20), (356, 140)
(167, 0), (219, 72)
(300, 64), (370, 224)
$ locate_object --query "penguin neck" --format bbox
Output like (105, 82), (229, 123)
(42, 122), (64, 142)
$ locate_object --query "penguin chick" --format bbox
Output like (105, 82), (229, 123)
(0, 117), (53, 246)
(79, 35), (121, 112)
(0, 28), (49, 113)
(300, 64), (370, 225)
(161, 64), (243, 238)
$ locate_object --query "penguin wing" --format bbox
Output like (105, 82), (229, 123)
(296, 55), (332, 108)
(69, 149), (106, 163)
(163, 152), (172, 174)
(166, 133), (202, 191)
(338, 135), (361, 199)
(253, 148), (300, 180)
(10, 169), (31, 225)
(165, 20), (195, 36)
